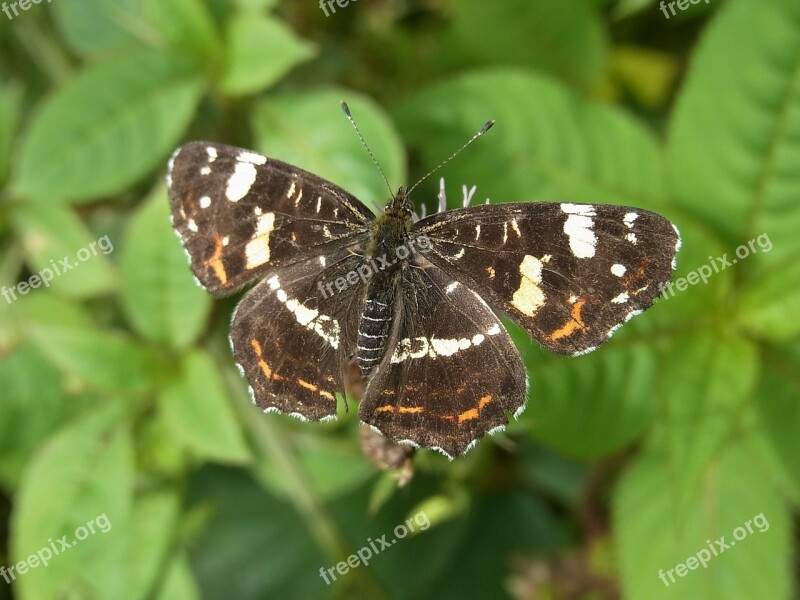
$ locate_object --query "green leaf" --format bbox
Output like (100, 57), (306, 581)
(442, 0), (608, 90)
(256, 433), (374, 500)
(0, 343), (79, 490)
(518, 333), (659, 458)
(218, 15), (315, 96)
(16, 290), (95, 329)
(0, 82), (23, 185)
(655, 333), (759, 503)
(160, 351), (251, 464)
(736, 257), (800, 342)
(142, 0), (221, 66)
(120, 186), (211, 349)
(156, 554), (201, 600)
(614, 438), (792, 600)
(394, 70), (667, 212)
(667, 0), (800, 268)
(188, 467), (327, 599)
(10, 203), (117, 298)
(28, 322), (162, 393)
(127, 490), (182, 600)
(233, 0), (278, 10)
(14, 51), (205, 203)
(647, 216), (733, 326)
(614, 0), (652, 19)
(253, 90), (406, 213)
(52, 0), (152, 57)
(12, 404), (134, 600)
(756, 344), (800, 499)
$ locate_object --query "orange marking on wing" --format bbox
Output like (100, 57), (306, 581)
(548, 299), (587, 341)
(204, 236), (228, 285)
(440, 395), (492, 424)
(457, 408), (480, 423)
(258, 360), (272, 378)
(250, 339), (274, 377)
(399, 406), (423, 414)
(298, 379), (318, 392)
(375, 405), (394, 413)
(319, 390), (335, 401)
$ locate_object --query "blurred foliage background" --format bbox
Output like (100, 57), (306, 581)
(0, 0), (799, 598)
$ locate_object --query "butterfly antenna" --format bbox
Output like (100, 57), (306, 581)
(341, 101), (393, 197)
(407, 119), (495, 197)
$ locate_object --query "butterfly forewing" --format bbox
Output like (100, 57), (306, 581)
(168, 141), (374, 296)
(413, 202), (680, 355)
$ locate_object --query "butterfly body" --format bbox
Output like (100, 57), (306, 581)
(168, 141), (680, 458)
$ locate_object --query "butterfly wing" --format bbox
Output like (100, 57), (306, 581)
(413, 202), (680, 355)
(359, 258), (527, 458)
(230, 243), (369, 421)
(168, 141), (374, 295)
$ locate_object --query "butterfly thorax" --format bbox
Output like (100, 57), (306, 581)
(356, 190), (414, 375)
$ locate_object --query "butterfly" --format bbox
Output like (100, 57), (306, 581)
(167, 115), (680, 459)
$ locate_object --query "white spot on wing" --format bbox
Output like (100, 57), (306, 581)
(561, 204), (596, 259)
(238, 151), (267, 165)
(245, 212), (276, 268)
(611, 264), (626, 277)
(268, 275), (340, 348)
(511, 254), (549, 317)
(199, 195), (211, 209)
(226, 161), (257, 201)
(611, 292), (629, 304)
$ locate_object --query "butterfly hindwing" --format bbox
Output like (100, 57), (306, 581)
(413, 202), (680, 355)
(168, 141), (373, 296)
(230, 243), (368, 421)
(359, 258), (527, 458)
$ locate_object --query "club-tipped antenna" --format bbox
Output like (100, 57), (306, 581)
(407, 119), (495, 197)
(341, 101), (393, 197)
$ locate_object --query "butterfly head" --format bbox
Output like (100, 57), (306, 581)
(386, 186), (414, 220)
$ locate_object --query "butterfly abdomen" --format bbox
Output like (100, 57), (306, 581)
(356, 208), (410, 375)
(356, 292), (393, 374)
